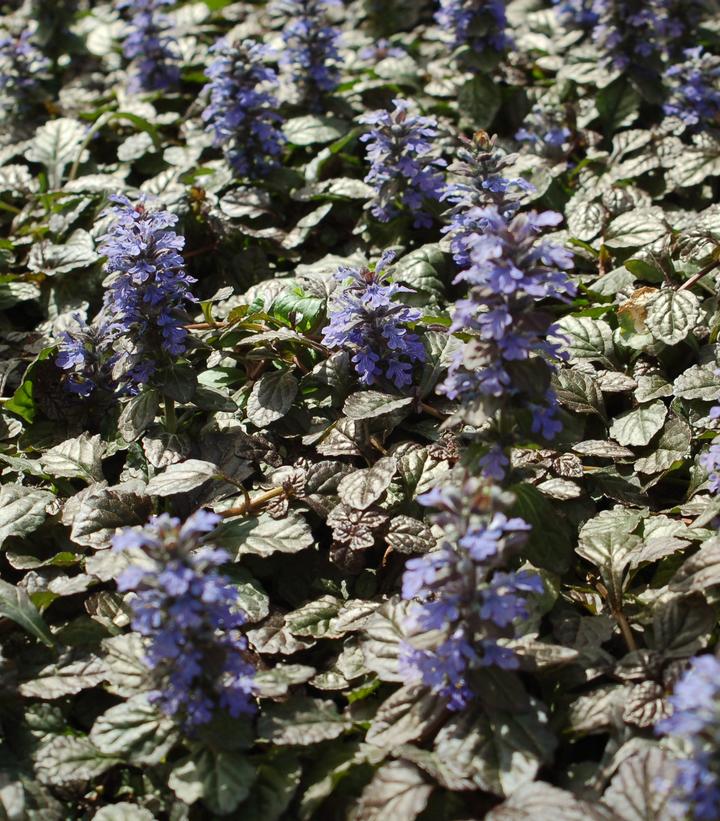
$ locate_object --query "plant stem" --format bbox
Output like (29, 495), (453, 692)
(183, 322), (331, 354)
(595, 581), (638, 653)
(677, 258), (720, 292)
(164, 396), (177, 433)
(68, 111), (113, 182)
(185, 321), (223, 331)
(612, 606), (638, 653)
(185, 245), (217, 259)
(219, 486), (286, 519)
(419, 400), (446, 420)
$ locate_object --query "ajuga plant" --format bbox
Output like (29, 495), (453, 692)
(56, 317), (115, 398)
(359, 98), (446, 228)
(664, 47), (720, 129)
(117, 0), (180, 93)
(56, 195), (196, 396)
(589, 0), (704, 71)
(115, 510), (256, 727)
(443, 131), (532, 269)
(96, 195), (195, 390)
(439, 202), (575, 473)
(278, 0), (341, 108)
(515, 103), (575, 162)
(322, 250), (426, 389)
(399, 475), (541, 709)
(0, 28), (48, 114)
(202, 38), (285, 178)
(435, 0), (510, 56)
(656, 654), (720, 819)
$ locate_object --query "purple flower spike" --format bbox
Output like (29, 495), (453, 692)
(97, 195), (195, 392)
(322, 252), (426, 390)
(115, 510), (255, 727)
(56, 195), (196, 397)
(360, 99), (446, 228)
(202, 38), (285, 178)
(0, 29), (49, 106)
(278, 0), (341, 108)
(656, 654), (720, 820)
(399, 474), (539, 709)
(435, 0), (511, 56)
(117, 0), (180, 93)
(664, 48), (720, 129)
(589, 0), (702, 71)
(440, 204), (575, 439)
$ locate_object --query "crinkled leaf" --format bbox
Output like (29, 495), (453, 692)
(673, 363), (720, 401)
(0, 579), (55, 647)
(576, 509), (644, 603)
(28, 229), (97, 276)
(90, 694), (178, 765)
(433, 705), (555, 798)
(247, 614), (317, 655)
(247, 371), (298, 427)
(355, 761), (432, 821)
(169, 749), (257, 815)
(224, 567), (269, 624)
(20, 656), (106, 698)
(102, 633), (150, 697)
(510, 484), (574, 573)
(385, 515), (436, 554)
(223, 512), (314, 558)
(68, 486), (152, 550)
(644, 289), (700, 345)
(343, 391), (414, 421)
(258, 696), (350, 745)
(0, 487), (53, 549)
(605, 208), (667, 249)
(361, 599), (413, 682)
(34, 736), (120, 786)
(337, 456), (396, 510)
(252, 664), (316, 698)
(554, 369), (607, 419)
(145, 459), (218, 496)
(458, 74), (502, 130)
(392, 244), (446, 300)
(284, 595), (342, 638)
(609, 402), (667, 447)
(283, 115), (347, 146)
(634, 416), (691, 475)
(487, 782), (614, 820)
(40, 433), (104, 482)
(366, 684), (447, 748)
(553, 317), (615, 367)
(26, 118), (87, 188)
(602, 747), (677, 821)
(650, 594), (715, 659)
(117, 390), (160, 442)
(572, 440), (635, 459)
(240, 754), (302, 821)
(670, 539), (720, 594)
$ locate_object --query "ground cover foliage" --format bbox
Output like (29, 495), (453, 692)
(2, 0), (720, 818)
